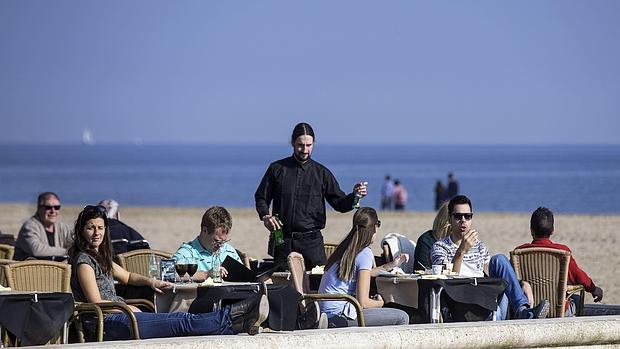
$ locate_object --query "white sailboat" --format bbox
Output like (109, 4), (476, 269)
(82, 128), (96, 146)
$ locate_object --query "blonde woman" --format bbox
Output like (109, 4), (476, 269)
(318, 207), (409, 327)
(414, 201), (450, 269)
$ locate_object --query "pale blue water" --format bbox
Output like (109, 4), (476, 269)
(0, 144), (619, 213)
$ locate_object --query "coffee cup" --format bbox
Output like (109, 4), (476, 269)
(431, 265), (442, 275)
(444, 262), (453, 273)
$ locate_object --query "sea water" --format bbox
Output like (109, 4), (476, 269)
(0, 144), (618, 213)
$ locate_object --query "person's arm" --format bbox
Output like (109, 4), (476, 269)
(19, 220), (68, 257)
(371, 254), (409, 277)
(356, 269), (383, 309)
(255, 164), (275, 224)
(76, 263), (108, 303)
(323, 168), (356, 213)
(112, 262), (171, 294)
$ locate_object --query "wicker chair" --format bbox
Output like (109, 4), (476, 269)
(323, 242), (339, 261)
(510, 247), (585, 317)
(0, 259), (17, 287)
(0, 244), (14, 260)
(117, 249), (173, 278)
(2, 260), (143, 343)
(287, 252), (365, 327)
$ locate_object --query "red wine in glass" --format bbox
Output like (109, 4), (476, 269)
(187, 263), (198, 283)
(175, 263), (188, 284)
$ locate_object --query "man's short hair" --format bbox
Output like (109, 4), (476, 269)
(530, 207), (554, 238)
(448, 195), (472, 215)
(201, 206), (232, 235)
(37, 192), (59, 205)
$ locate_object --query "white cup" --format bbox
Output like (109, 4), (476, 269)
(444, 262), (453, 273)
(431, 265), (443, 275)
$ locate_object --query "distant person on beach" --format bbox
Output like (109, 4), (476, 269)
(70, 205), (269, 340)
(14, 192), (73, 260)
(516, 207), (604, 311)
(380, 175), (394, 210)
(318, 207), (409, 327)
(434, 180), (445, 211)
(414, 201), (451, 270)
(173, 206), (242, 281)
(445, 172), (459, 200)
(431, 195), (549, 320)
(255, 122), (368, 270)
(392, 180), (408, 211)
(98, 199), (148, 254)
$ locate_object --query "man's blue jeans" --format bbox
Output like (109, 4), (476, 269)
(489, 254), (529, 320)
(103, 306), (233, 341)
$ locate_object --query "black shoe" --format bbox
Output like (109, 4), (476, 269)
(298, 301), (324, 330)
(517, 300), (549, 319)
(230, 294), (269, 335)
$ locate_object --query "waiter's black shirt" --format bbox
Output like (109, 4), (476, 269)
(255, 156), (355, 235)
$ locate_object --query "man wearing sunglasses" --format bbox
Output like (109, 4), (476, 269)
(173, 206), (242, 281)
(14, 192), (74, 261)
(431, 195), (549, 320)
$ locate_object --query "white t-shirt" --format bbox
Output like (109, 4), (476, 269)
(318, 247), (373, 319)
(430, 235), (490, 277)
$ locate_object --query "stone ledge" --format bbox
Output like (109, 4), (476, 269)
(32, 315), (620, 349)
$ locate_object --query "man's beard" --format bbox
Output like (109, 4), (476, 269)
(293, 152), (310, 163)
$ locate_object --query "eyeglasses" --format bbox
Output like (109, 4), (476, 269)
(39, 205), (61, 211)
(452, 213), (473, 221)
(213, 238), (231, 248)
(375, 220), (382, 228)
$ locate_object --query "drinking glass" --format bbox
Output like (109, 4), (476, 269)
(175, 258), (188, 284)
(186, 257), (198, 284)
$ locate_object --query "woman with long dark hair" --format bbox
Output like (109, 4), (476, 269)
(318, 207), (409, 327)
(69, 205), (268, 341)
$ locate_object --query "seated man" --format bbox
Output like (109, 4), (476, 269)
(14, 192), (73, 260)
(516, 207), (603, 311)
(98, 199), (149, 254)
(173, 206), (241, 280)
(431, 195), (549, 320)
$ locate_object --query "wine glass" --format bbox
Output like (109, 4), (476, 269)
(186, 256), (198, 284)
(175, 257), (188, 284)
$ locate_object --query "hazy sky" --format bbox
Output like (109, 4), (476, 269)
(1, 1), (619, 145)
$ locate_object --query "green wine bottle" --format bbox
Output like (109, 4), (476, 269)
(273, 214), (284, 246)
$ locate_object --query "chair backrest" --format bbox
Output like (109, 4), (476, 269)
(117, 249), (172, 278)
(323, 242), (338, 261)
(3, 260), (71, 292)
(287, 252), (311, 294)
(510, 247), (571, 318)
(0, 259), (17, 287)
(235, 249), (251, 269)
(0, 244), (14, 260)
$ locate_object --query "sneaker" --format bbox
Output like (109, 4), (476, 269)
(317, 313), (328, 329)
(517, 300), (550, 319)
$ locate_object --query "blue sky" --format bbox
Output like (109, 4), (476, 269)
(1, 1), (619, 145)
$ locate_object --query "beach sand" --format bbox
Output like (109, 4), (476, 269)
(1, 203), (616, 304)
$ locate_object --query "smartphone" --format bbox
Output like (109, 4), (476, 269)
(160, 258), (176, 282)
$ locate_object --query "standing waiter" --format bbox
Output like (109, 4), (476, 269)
(255, 122), (368, 270)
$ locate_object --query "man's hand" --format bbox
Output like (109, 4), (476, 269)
(391, 253), (409, 269)
(262, 215), (282, 231)
(210, 266), (229, 278)
(458, 229), (478, 252)
(353, 181), (368, 197)
(592, 286), (604, 302)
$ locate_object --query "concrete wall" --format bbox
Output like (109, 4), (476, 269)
(31, 315), (620, 349)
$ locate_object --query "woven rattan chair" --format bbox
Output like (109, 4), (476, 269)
(0, 259), (17, 287)
(287, 252), (365, 327)
(117, 249), (172, 278)
(510, 247), (585, 317)
(0, 244), (14, 260)
(323, 242), (338, 261)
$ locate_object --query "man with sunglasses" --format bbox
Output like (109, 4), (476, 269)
(14, 192), (73, 261)
(173, 206), (241, 281)
(431, 195), (549, 320)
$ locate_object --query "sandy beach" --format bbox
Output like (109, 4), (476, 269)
(1, 203), (617, 305)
